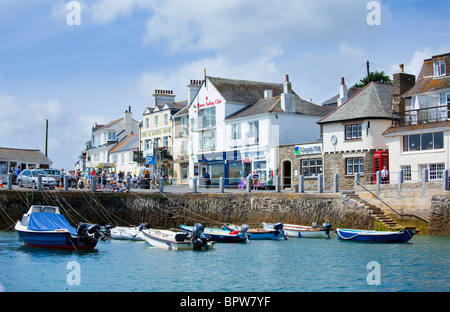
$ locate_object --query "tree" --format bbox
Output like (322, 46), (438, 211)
(353, 71), (393, 88)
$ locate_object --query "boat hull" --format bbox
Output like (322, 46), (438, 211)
(110, 227), (144, 241)
(141, 229), (213, 251)
(222, 224), (285, 240)
(16, 228), (97, 250)
(180, 225), (249, 243)
(336, 228), (415, 243)
(262, 223), (331, 238)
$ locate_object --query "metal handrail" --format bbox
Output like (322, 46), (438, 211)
(355, 179), (429, 223)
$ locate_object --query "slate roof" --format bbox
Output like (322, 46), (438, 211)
(318, 82), (394, 124)
(109, 134), (139, 153)
(0, 148), (53, 164)
(226, 96), (333, 120)
(321, 87), (362, 106)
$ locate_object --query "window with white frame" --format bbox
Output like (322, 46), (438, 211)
(163, 136), (169, 147)
(402, 132), (444, 152)
(346, 158), (364, 175)
(434, 61), (446, 77)
(164, 113), (169, 126)
(154, 115), (159, 128)
(248, 120), (259, 143)
(145, 118), (149, 129)
(199, 107), (216, 128)
(107, 131), (116, 141)
(232, 124), (241, 140)
(400, 165), (411, 181)
(301, 159), (323, 177)
(345, 124), (362, 140)
(419, 163), (445, 181)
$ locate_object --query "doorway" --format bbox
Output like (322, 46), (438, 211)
(282, 160), (292, 189)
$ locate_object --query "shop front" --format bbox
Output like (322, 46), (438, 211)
(194, 151), (242, 187)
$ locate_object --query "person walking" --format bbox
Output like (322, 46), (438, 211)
(204, 171), (211, 189)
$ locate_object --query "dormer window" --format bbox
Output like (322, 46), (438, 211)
(434, 61), (446, 77)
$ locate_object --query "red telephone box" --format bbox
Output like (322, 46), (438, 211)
(373, 151), (389, 184)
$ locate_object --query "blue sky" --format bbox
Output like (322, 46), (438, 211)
(1, 0), (450, 170)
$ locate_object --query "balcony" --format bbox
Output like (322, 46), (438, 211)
(190, 118), (216, 132)
(393, 105), (449, 127)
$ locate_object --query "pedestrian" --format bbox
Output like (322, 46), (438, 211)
(381, 166), (389, 184)
(204, 171), (211, 189)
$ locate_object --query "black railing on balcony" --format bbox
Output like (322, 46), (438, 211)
(393, 105), (449, 127)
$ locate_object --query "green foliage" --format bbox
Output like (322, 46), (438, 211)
(353, 71), (393, 88)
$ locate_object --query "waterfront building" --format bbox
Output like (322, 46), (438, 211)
(85, 107), (139, 171)
(188, 75), (333, 187)
(0, 147), (53, 181)
(109, 133), (140, 175)
(140, 90), (187, 178)
(318, 78), (394, 189)
(384, 53), (450, 183)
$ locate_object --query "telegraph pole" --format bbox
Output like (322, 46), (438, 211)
(45, 119), (48, 157)
(366, 60), (371, 83)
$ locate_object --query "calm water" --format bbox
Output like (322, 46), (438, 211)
(0, 231), (449, 292)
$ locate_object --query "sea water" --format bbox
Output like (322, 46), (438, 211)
(0, 231), (449, 292)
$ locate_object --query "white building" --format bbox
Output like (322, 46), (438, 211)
(85, 107), (139, 170)
(384, 53), (450, 183)
(188, 75), (332, 187)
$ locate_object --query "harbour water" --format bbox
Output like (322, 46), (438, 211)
(1, 231), (449, 293)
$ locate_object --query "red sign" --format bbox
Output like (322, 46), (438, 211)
(198, 98), (222, 108)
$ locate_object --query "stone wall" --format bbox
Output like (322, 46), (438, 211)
(0, 190), (375, 231)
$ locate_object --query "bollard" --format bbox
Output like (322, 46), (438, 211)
(8, 173), (13, 190)
(376, 171), (381, 197)
(126, 176), (131, 192)
(422, 168), (428, 197)
(192, 177), (197, 193)
(354, 173), (360, 194)
(219, 177), (224, 193)
(398, 170), (403, 197)
(91, 176), (97, 192)
(246, 176), (251, 193)
(317, 174), (323, 193)
(333, 174), (339, 193)
(442, 169), (449, 191)
(64, 175), (69, 192)
(159, 178), (164, 193)
(37, 174), (43, 191)
(299, 175), (304, 193)
(275, 176), (280, 193)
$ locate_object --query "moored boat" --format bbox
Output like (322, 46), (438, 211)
(14, 205), (107, 250)
(141, 223), (214, 251)
(222, 223), (286, 240)
(262, 222), (333, 238)
(110, 225), (145, 241)
(180, 224), (251, 243)
(336, 228), (415, 243)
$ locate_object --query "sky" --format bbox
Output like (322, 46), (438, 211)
(1, 0), (450, 170)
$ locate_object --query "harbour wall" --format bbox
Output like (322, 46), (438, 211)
(0, 190), (448, 234)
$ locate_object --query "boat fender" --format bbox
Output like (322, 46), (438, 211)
(139, 223), (151, 231)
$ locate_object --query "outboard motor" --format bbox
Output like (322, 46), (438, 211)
(273, 222), (287, 240)
(103, 223), (114, 237)
(77, 222), (88, 238)
(88, 224), (108, 241)
(311, 222), (318, 228)
(191, 223), (209, 250)
(321, 222), (333, 237)
(240, 224), (250, 243)
(138, 223), (151, 231)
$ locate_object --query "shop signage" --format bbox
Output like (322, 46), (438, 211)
(295, 144), (322, 156)
(198, 96), (222, 108)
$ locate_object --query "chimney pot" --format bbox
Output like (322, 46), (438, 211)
(341, 77), (345, 85)
(286, 74), (289, 82)
(399, 64), (404, 73)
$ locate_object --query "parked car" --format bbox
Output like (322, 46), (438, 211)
(16, 169), (57, 189)
(42, 168), (62, 183)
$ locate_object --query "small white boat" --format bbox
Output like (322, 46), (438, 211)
(110, 226), (145, 241)
(141, 223), (214, 251)
(262, 222), (333, 238)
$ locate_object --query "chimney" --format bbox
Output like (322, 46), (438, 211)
(124, 107), (133, 133)
(337, 77), (348, 106)
(153, 89), (176, 107)
(264, 89), (273, 98)
(188, 79), (202, 105)
(393, 64), (416, 114)
(280, 74), (296, 113)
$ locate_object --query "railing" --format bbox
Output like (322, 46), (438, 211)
(394, 105), (449, 127)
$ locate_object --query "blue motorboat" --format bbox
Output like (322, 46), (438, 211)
(336, 228), (415, 243)
(222, 223), (286, 240)
(180, 224), (250, 243)
(15, 205), (107, 250)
